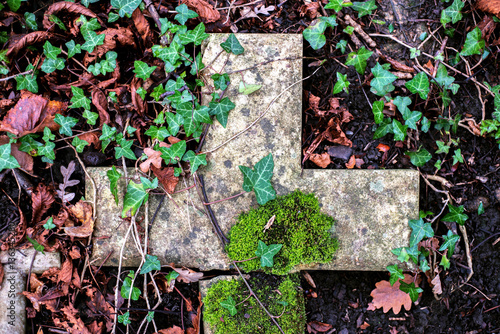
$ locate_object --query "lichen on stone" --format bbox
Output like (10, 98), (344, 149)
(203, 274), (305, 334)
(226, 190), (338, 275)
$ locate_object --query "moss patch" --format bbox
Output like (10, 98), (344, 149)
(226, 190), (338, 275)
(203, 274), (305, 334)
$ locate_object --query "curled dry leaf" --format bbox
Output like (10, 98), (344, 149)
(376, 143), (390, 153)
(131, 77), (146, 116)
(84, 28), (136, 65)
(58, 258), (73, 284)
(476, 0), (500, 16)
(379, 54), (415, 73)
(309, 152), (331, 168)
(152, 166), (179, 194)
(182, 0), (221, 22)
(300, 2), (320, 19)
(0, 91), (67, 137)
(64, 201), (94, 238)
(431, 273), (443, 295)
(78, 131), (101, 149)
(85, 287), (114, 332)
(69, 245), (81, 259)
(323, 118), (352, 147)
(308, 321), (332, 332)
(43, 1), (97, 30)
(6, 32), (55, 58)
(132, 8), (152, 43)
(91, 89), (111, 126)
(32, 183), (55, 224)
(302, 271), (316, 288)
(367, 274), (415, 314)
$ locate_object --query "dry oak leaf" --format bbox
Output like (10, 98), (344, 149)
(367, 274), (416, 314)
(0, 91), (67, 137)
(32, 183), (55, 224)
(64, 201), (94, 238)
(0, 136), (33, 173)
(476, 0), (500, 16)
(43, 1), (97, 30)
(140, 142), (169, 173)
(309, 152), (331, 168)
(152, 166), (179, 194)
(182, 0), (220, 22)
(156, 326), (184, 334)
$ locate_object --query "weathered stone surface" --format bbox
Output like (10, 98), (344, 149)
(87, 34), (419, 272)
(0, 249), (61, 334)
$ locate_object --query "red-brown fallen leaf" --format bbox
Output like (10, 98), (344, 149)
(355, 158), (365, 168)
(478, 15), (497, 41)
(156, 326), (184, 334)
(86, 287), (114, 332)
(367, 274), (416, 314)
(6, 32), (55, 58)
(300, 1), (320, 19)
(476, 0), (500, 16)
(64, 201), (94, 238)
(152, 166), (179, 194)
(69, 245), (81, 259)
(346, 155), (356, 169)
(0, 136), (33, 173)
(32, 184), (55, 224)
(57, 304), (92, 334)
(308, 320), (332, 332)
(168, 136), (182, 144)
(140, 143), (169, 173)
(0, 91), (67, 137)
(91, 89), (111, 126)
(302, 271), (316, 288)
(88, 321), (104, 334)
(418, 237), (439, 252)
(309, 152), (331, 168)
(181, 0), (220, 22)
(431, 273), (443, 295)
(78, 131), (101, 150)
(168, 265), (204, 283)
(376, 143), (390, 153)
(132, 8), (152, 44)
(83, 28), (136, 65)
(360, 321), (370, 329)
(329, 97), (340, 110)
(324, 118), (352, 147)
(0, 209), (26, 250)
(131, 77), (146, 116)
(0, 263), (3, 286)
(43, 1), (97, 30)
(58, 258), (73, 284)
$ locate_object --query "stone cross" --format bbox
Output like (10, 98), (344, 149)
(0, 248), (61, 334)
(86, 34), (418, 271)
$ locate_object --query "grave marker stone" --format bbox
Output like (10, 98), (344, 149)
(87, 34), (419, 271)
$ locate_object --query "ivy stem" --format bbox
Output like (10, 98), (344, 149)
(203, 191), (246, 206)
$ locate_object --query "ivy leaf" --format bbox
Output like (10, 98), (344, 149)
(27, 236), (45, 254)
(16, 65), (38, 93)
(478, 201), (485, 215)
(7, 0), (21, 12)
(439, 230), (460, 257)
(182, 151), (207, 173)
(336, 39), (347, 53)
(239, 81), (262, 95)
(165, 112), (184, 136)
(41, 57), (65, 74)
(81, 30), (105, 53)
(140, 255), (161, 274)
(373, 118), (393, 139)
(435, 141), (450, 154)
(38, 141), (55, 161)
(460, 27), (485, 56)
(111, 0), (142, 17)
(406, 72), (430, 100)
(43, 41), (61, 59)
(239, 153), (276, 205)
(399, 281), (423, 302)
(118, 312), (131, 325)
(442, 204), (468, 225)
(303, 19), (327, 50)
(404, 110), (422, 130)
(333, 72), (349, 94)
(393, 96), (412, 118)
(122, 181), (148, 217)
(54, 114), (78, 136)
(176, 102), (199, 137)
(43, 217), (56, 230)
(345, 46), (373, 74)
(0, 144), (20, 172)
(133, 60), (157, 80)
(452, 148), (463, 165)
(24, 12), (38, 31)
(220, 296), (237, 316)
(352, 0), (377, 17)
(136, 87), (147, 100)
(320, 15), (337, 28)
(392, 247), (409, 263)
(372, 100), (384, 124)
(107, 166), (122, 205)
(150, 84), (166, 102)
(145, 126), (170, 141)
(70, 86), (92, 110)
(65, 40), (82, 59)
(179, 22), (209, 45)
(121, 271), (141, 300)
(441, 0), (464, 26)
(255, 240), (283, 267)
(421, 116), (431, 133)
(370, 63), (397, 96)
(72, 136), (89, 153)
(49, 14), (66, 30)
(405, 148), (432, 167)
(174, 4), (199, 25)
(408, 218), (434, 247)
(325, 0), (353, 12)
(115, 138), (136, 160)
(160, 140), (186, 164)
(440, 254), (450, 270)
(193, 105), (212, 124)
(165, 271), (180, 284)
(209, 97), (235, 128)
(387, 264), (405, 286)
(212, 73), (230, 90)
(392, 119), (407, 141)
(220, 33), (245, 55)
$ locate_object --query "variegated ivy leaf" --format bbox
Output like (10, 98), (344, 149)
(370, 62), (397, 96)
(179, 22), (209, 45)
(70, 86), (92, 110)
(122, 180), (148, 217)
(65, 40), (82, 58)
(460, 27), (485, 57)
(372, 100), (384, 124)
(220, 33), (245, 55)
(54, 114), (78, 136)
(174, 4), (198, 25)
(43, 41), (61, 59)
(24, 12), (38, 31)
(72, 136), (89, 153)
(209, 97), (235, 128)
(239, 153), (276, 205)
(16, 65), (38, 93)
(0, 144), (20, 173)
(303, 19), (327, 50)
(333, 72), (349, 94)
(111, 0), (142, 17)
(182, 150), (207, 173)
(345, 46), (373, 74)
(133, 60), (157, 80)
(107, 166), (122, 205)
(41, 57), (65, 74)
(405, 72), (430, 100)
(81, 30), (105, 53)
(255, 240), (282, 267)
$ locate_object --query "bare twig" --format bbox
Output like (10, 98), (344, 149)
(0, 69), (33, 82)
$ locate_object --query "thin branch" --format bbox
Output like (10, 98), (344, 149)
(0, 69), (33, 82)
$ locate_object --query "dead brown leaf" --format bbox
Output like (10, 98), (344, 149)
(152, 166), (179, 194)
(43, 2), (97, 30)
(182, 0), (220, 22)
(64, 201), (94, 238)
(58, 258), (73, 284)
(91, 89), (111, 126)
(367, 274), (416, 314)
(6, 32), (55, 58)
(140, 142), (168, 173)
(85, 287), (114, 332)
(84, 28), (136, 65)
(131, 77), (146, 116)
(418, 237), (439, 252)
(309, 152), (331, 168)
(78, 131), (101, 150)
(302, 271), (316, 288)
(300, 2), (320, 19)
(156, 326), (184, 334)
(323, 118), (352, 147)
(58, 304), (92, 334)
(376, 143), (390, 153)
(345, 155), (356, 169)
(169, 266), (204, 283)
(476, 0), (500, 16)
(431, 273), (443, 295)
(308, 320), (332, 332)
(0, 136), (33, 173)
(69, 245), (81, 259)
(32, 184), (55, 224)
(478, 15), (497, 41)
(0, 91), (67, 137)
(132, 8), (152, 44)
(360, 321), (370, 330)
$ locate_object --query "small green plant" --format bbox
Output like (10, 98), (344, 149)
(204, 274), (306, 334)
(226, 190), (338, 275)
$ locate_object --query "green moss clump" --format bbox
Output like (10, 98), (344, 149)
(203, 274), (305, 334)
(226, 190), (338, 275)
